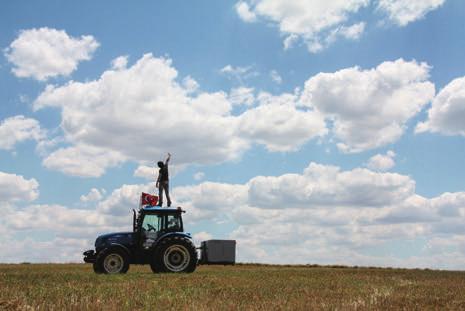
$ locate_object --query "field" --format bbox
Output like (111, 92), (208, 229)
(1, 264), (465, 310)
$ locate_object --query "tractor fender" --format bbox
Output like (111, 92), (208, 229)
(153, 233), (194, 252)
(101, 243), (131, 257)
(155, 232), (192, 244)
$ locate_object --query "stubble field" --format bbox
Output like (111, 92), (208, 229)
(1, 263), (465, 310)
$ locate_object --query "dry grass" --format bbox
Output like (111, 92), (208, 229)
(1, 264), (465, 310)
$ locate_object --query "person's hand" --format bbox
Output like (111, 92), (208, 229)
(167, 152), (171, 157)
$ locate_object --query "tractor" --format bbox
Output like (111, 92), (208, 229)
(83, 205), (235, 274)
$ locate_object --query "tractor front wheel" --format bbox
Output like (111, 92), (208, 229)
(95, 249), (130, 274)
(151, 236), (197, 273)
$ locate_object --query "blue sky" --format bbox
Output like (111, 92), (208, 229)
(1, 0), (465, 268)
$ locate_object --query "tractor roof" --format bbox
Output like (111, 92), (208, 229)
(141, 206), (185, 213)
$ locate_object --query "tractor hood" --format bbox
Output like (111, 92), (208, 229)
(95, 231), (135, 249)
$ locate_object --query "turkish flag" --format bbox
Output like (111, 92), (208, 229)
(140, 192), (158, 206)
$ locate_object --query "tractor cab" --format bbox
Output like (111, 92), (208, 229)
(133, 206), (186, 249)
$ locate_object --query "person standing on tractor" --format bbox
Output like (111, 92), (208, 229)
(156, 152), (171, 207)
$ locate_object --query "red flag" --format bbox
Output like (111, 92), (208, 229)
(140, 192), (158, 206)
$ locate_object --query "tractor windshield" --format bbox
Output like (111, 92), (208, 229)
(142, 214), (162, 232)
(139, 212), (183, 233)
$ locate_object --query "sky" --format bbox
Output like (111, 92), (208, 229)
(1, 0), (465, 269)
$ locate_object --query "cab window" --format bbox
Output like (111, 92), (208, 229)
(166, 214), (181, 231)
(142, 214), (162, 232)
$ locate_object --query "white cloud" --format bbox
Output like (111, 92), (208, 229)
(238, 96), (327, 151)
(34, 54), (246, 176)
(193, 171), (205, 181)
(339, 22), (366, 39)
(416, 76), (465, 136)
(270, 70), (283, 84)
(97, 183), (151, 216)
(173, 182), (248, 222)
(235, 1), (257, 22)
(220, 64), (258, 83)
(42, 144), (126, 178)
(236, 0), (369, 52)
(192, 231), (213, 245)
(169, 162), (465, 268)
(134, 165), (156, 180)
(322, 22), (366, 50)
(111, 55), (128, 70)
(301, 59), (435, 152)
(80, 188), (105, 202)
(229, 87), (255, 106)
(378, 0), (445, 26)
(182, 76), (199, 94)
(0, 171), (39, 202)
(367, 150), (396, 171)
(34, 54), (325, 177)
(2, 162), (465, 268)
(0, 115), (44, 150)
(248, 162), (414, 208)
(283, 34), (298, 50)
(0, 234), (93, 263)
(236, 1), (445, 53)
(4, 27), (99, 81)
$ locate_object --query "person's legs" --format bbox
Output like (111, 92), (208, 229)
(164, 182), (171, 207)
(158, 184), (163, 206)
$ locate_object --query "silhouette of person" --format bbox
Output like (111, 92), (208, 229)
(156, 152), (171, 207)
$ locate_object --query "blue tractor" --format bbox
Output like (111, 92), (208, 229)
(83, 206), (233, 274)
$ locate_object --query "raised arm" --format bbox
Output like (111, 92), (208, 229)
(165, 152), (171, 165)
(156, 169), (160, 188)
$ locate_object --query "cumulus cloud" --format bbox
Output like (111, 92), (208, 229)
(238, 95), (327, 151)
(182, 76), (199, 94)
(236, 1), (445, 53)
(248, 162), (414, 208)
(134, 165), (155, 180)
(80, 188), (105, 203)
(33, 54), (326, 177)
(34, 54), (245, 176)
(366, 150), (396, 171)
(111, 55), (128, 70)
(220, 64), (259, 84)
(0, 171), (39, 202)
(378, 0), (445, 26)
(235, 0), (369, 52)
(42, 144), (126, 178)
(2, 162), (465, 268)
(229, 87), (255, 106)
(133, 163), (186, 181)
(167, 162), (465, 268)
(301, 59), (435, 152)
(173, 182), (248, 222)
(4, 27), (99, 81)
(193, 231), (213, 245)
(235, 1), (257, 22)
(97, 183), (150, 216)
(0, 115), (45, 150)
(416, 76), (465, 136)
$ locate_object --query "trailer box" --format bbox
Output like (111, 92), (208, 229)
(200, 240), (236, 265)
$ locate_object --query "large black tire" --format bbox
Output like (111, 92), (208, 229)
(95, 248), (130, 274)
(93, 261), (103, 274)
(150, 236), (197, 273)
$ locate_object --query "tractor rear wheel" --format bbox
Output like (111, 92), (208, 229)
(95, 249), (130, 274)
(150, 236), (197, 273)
